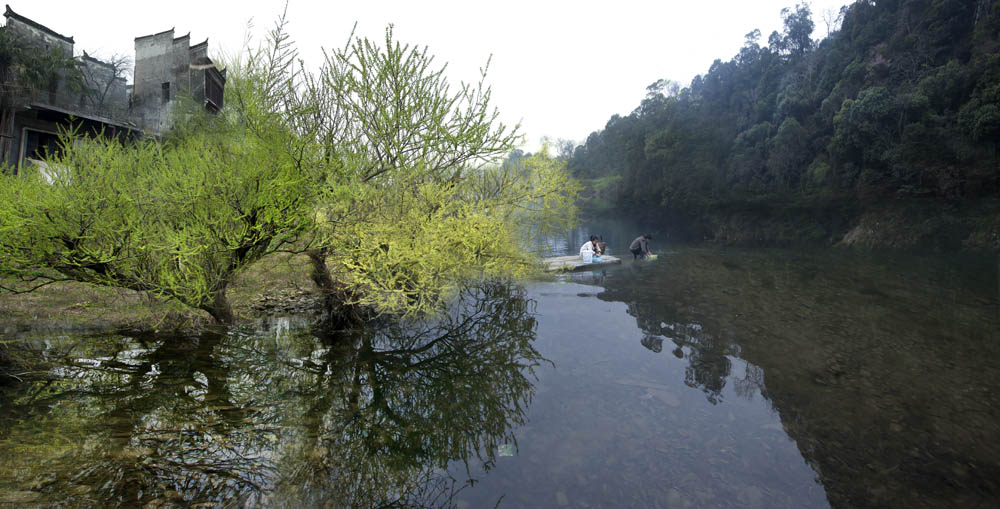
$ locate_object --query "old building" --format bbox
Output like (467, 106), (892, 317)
(0, 4), (224, 172)
(0, 5), (135, 172)
(130, 28), (225, 135)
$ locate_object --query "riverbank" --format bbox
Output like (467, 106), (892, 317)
(4, 198), (996, 337)
(621, 198), (1000, 252)
(0, 253), (318, 334)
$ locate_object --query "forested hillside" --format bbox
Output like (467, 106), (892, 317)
(569, 0), (999, 249)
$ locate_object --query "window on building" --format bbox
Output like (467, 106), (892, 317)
(205, 71), (224, 112)
(22, 129), (62, 164)
(21, 129), (68, 181)
(162, 82), (170, 104)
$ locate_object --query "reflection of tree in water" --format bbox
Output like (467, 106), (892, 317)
(639, 335), (662, 353)
(0, 280), (543, 507)
(732, 362), (766, 400)
(587, 246), (1000, 507)
(622, 299), (761, 406)
(0, 331), (288, 506)
(273, 280), (545, 507)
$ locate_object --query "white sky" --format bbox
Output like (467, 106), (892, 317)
(9, 0), (849, 150)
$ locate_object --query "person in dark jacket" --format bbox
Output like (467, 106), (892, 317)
(629, 234), (652, 259)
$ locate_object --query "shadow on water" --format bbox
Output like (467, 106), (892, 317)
(0, 280), (545, 508)
(585, 246), (1000, 508)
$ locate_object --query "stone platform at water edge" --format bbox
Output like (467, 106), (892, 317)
(543, 255), (622, 272)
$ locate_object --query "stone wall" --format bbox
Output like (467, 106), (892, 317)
(132, 29), (176, 134)
(3, 7), (72, 55)
(3, 8), (77, 109)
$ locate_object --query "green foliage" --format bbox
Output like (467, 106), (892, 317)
(805, 159), (831, 188)
(0, 18), (580, 325)
(768, 117), (810, 186)
(321, 26), (518, 184)
(322, 147), (578, 318)
(776, 3), (816, 56)
(0, 17), (319, 323)
(568, 0), (1000, 225)
(830, 86), (894, 167)
(304, 27), (577, 320)
(958, 82), (1000, 142)
(0, 120), (313, 323)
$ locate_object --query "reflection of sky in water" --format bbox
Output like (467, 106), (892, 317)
(3, 236), (997, 508)
(450, 281), (829, 508)
(513, 240), (1000, 509)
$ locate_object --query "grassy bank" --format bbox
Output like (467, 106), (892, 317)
(0, 253), (318, 333)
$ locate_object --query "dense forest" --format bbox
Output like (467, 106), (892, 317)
(569, 0), (999, 249)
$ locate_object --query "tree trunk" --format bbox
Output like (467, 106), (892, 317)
(307, 247), (336, 291)
(306, 248), (371, 328)
(203, 286), (234, 325)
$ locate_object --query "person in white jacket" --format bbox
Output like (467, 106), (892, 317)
(580, 235), (599, 260)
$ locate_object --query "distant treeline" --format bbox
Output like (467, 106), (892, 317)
(569, 0), (999, 243)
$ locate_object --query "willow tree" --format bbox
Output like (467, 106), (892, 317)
(0, 20), (578, 325)
(307, 27), (578, 322)
(0, 119), (313, 323)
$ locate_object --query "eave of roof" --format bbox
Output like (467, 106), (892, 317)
(80, 51), (115, 69)
(27, 102), (141, 132)
(4, 4), (74, 44)
(134, 27), (174, 41)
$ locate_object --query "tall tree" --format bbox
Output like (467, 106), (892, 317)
(568, 0), (999, 233)
(305, 25), (576, 322)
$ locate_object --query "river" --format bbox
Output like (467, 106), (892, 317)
(1, 223), (997, 507)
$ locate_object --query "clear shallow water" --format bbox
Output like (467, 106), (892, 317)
(451, 279), (827, 508)
(1, 242), (998, 508)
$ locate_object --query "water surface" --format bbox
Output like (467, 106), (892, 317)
(1, 240), (997, 508)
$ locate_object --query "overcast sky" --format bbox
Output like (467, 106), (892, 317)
(9, 0), (849, 150)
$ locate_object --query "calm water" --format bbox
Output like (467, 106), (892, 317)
(1, 236), (998, 507)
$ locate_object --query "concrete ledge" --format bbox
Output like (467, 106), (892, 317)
(544, 255), (622, 272)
